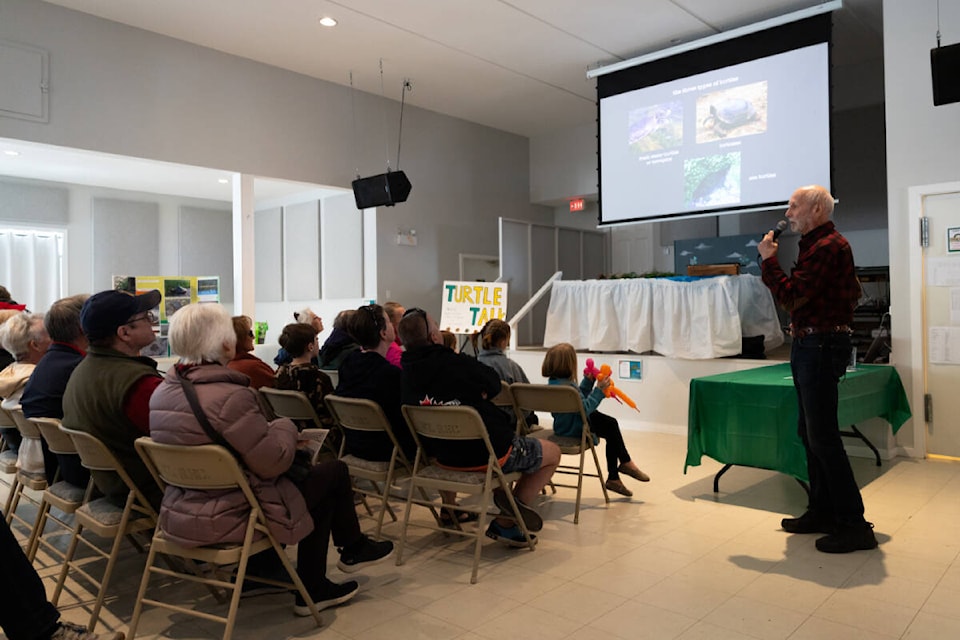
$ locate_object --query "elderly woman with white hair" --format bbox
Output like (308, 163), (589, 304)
(148, 303), (392, 615)
(0, 312), (50, 454)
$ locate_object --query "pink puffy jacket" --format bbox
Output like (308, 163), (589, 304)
(149, 364), (313, 547)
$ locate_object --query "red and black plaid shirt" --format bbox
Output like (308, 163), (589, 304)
(761, 221), (860, 330)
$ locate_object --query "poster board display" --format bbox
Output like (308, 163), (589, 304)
(113, 275), (220, 356)
(439, 281), (508, 334)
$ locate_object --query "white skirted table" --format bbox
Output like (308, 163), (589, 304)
(542, 275), (784, 359)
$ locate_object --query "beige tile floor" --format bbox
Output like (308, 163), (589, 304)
(5, 427), (960, 640)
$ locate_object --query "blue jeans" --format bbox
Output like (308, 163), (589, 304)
(790, 333), (865, 525)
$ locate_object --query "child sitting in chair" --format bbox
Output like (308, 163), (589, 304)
(540, 343), (649, 497)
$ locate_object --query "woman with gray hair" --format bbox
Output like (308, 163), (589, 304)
(0, 312), (50, 453)
(149, 303), (392, 615)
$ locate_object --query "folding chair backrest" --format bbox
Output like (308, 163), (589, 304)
(326, 395), (391, 433)
(490, 381), (515, 409)
(510, 383), (590, 423)
(9, 406), (42, 439)
(135, 439), (247, 495)
(59, 425), (156, 515)
(259, 388), (323, 428)
(401, 404), (490, 443)
(31, 418), (75, 456)
(0, 406), (15, 428)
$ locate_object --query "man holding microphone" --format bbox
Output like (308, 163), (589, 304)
(758, 184), (877, 554)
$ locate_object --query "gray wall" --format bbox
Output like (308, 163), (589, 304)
(0, 0), (552, 314)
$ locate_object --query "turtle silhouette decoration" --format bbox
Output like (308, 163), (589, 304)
(702, 98), (758, 138)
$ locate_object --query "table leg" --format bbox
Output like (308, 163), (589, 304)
(713, 464), (733, 493)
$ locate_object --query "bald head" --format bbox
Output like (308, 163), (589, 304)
(787, 185), (835, 235)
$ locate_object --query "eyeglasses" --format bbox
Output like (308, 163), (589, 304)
(126, 311), (156, 326)
(402, 307), (430, 335)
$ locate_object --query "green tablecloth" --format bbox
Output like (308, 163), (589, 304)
(685, 363), (912, 482)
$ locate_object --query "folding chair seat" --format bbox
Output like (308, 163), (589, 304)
(3, 406), (49, 539)
(397, 404), (536, 584)
(130, 438), (322, 640)
(258, 387), (340, 460)
(54, 425), (157, 632)
(510, 383), (610, 524)
(325, 394), (436, 538)
(26, 418), (93, 565)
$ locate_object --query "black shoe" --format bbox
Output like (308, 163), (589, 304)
(336, 535), (394, 573)
(293, 579), (359, 616)
(493, 488), (543, 532)
(815, 522), (878, 553)
(485, 520), (537, 548)
(781, 510), (835, 534)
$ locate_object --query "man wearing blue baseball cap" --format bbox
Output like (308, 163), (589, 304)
(62, 289), (164, 508)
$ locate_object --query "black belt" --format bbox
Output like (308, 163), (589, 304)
(790, 325), (852, 338)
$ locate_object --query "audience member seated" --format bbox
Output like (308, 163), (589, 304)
(226, 315), (275, 390)
(62, 289), (164, 509)
(20, 294), (91, 487)
(0, 516), (124, 640)
(0, 285), (27, 312)
(0, 308), (20, 372)
(335, 304), (415, 461)
(275, 323), (335, 426)
(475, 319), (538, 428)
(274, 308), (324, 367)
(318, 310), (360, 370)
(542, 343), (650, 497)
(399, 308), (560, 546)
(382, 301), (405, 368)
(0, 312), (50, 456)
(149, 303), (393, 614)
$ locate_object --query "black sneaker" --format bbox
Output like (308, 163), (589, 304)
(293, 579), (359, 616)
(336, 536), (394, 573)
(781, 510), (835, 534)
(815, 522), (878, 553)
(485, 520), (537, 548)
(493, 488), (543, 532)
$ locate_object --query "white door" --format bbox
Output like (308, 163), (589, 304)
(922, 191), (960, 457)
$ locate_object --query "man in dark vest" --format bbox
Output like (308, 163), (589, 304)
(62, 289), (163, 509)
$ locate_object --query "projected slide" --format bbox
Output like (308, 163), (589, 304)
(599, 43), (830, 224)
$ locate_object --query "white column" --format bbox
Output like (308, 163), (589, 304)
(232, 173), (255, 316)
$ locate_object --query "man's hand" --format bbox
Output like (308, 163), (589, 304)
(758, 230), (778, 261)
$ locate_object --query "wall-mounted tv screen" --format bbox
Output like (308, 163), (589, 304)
(597, 14), (832, 225)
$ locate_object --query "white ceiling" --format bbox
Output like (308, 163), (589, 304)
(4, 0), (882, 202)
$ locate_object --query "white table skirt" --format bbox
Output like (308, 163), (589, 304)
(542, 275), (784, 359)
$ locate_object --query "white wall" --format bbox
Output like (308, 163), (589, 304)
(883, 0), (960, 455)
(0, 0), (552, 315)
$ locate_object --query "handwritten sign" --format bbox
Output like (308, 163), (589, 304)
(439, 281), (508, 333)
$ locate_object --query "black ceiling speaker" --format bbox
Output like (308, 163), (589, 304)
(351, 170), (412, 209)
(931, 42), (960, 106)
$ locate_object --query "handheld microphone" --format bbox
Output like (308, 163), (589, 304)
(770, 220), (788, 241)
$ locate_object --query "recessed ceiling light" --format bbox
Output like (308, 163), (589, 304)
(217, 178), (229, 184)
(319, 16), (337, 27)
(3, 150), (20, 157)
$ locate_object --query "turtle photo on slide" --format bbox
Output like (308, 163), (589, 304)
(695, 81), (768, 143)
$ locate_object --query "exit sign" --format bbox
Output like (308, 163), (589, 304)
(569, 198), (585, 212)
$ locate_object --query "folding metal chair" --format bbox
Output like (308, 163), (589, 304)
(510, 383), (610, 524)
(131, 438), (322, 640)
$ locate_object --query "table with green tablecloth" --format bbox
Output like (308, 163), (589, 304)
(685, 363), (912, 488)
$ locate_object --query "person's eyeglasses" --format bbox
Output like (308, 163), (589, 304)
(402, 307), (430, 335)
(126, 311), (156, 326)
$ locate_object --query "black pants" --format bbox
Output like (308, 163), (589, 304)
(295, 459), (363, 590)
(791, 333), (866, 525)
(0, 512), (60, 640)
(588, 411), (631, 480)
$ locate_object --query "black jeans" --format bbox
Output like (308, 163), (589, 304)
(790, 333), (865, 525)
(588, 411), (631, 480)
(0, 512), (60, 640)
(295, 459), (363, 590)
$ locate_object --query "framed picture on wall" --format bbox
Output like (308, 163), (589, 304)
(947, 226), (960, 253)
